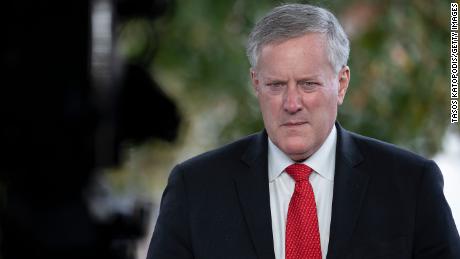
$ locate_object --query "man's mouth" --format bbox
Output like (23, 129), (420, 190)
(282, 121), (307, 127)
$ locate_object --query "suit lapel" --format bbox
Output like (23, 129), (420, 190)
(233, 131), (276, 259)
(327, 123), (369, 258)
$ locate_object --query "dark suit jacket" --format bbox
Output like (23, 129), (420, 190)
(147, 124), (460, 259)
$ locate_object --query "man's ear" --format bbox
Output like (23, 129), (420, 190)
(337, 66), (350, 105)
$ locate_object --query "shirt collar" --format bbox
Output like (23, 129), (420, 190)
(268, 125), (337, 182)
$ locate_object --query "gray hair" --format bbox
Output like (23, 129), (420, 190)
(246, 3), (349, 73)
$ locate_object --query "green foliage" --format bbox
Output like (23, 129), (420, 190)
(340, 1), (451, 156)
(120, 0), (455, 157)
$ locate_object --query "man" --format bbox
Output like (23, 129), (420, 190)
(147, 3), (460, 259)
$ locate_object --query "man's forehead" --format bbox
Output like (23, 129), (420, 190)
(256, 33), (328, 68)
(257, 69), (325, 80)
(256, 34), (328, 64)
(253, 33), (336, 74)
(259, 32), (327, 52)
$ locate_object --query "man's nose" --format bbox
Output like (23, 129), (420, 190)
(283, 85), (302, 114)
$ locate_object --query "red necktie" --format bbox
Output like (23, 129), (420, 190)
(285, 163), (322, 259)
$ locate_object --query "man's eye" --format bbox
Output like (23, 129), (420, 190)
(299, 81), (318, 91)
(268, 82), (283, 87)
(266, 82), (285, 91)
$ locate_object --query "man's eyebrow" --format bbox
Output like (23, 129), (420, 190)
(262, 76), (287, 82)
(261, 73), (323, 81)
(266, 79), (287, 83)
(297, 74), (322, 80)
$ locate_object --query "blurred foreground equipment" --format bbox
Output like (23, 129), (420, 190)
(0, 0), (178, 258)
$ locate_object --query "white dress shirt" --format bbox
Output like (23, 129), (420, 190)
(268, 125), (337, 259)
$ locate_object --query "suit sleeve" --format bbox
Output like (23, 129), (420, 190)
(146, 164), (194, 259)
(413, 160), (460, 259)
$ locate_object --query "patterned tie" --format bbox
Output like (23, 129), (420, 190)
(285, 163), (322, 259)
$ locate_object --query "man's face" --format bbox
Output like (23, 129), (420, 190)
(251, 33), (350, 161)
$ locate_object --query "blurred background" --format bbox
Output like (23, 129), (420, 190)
(1, 0), (459, 258)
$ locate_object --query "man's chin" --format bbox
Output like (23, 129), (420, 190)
(287, 152), (310, 162)
(280, 142), (312, 161)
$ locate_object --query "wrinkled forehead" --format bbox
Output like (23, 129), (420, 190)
(255, 33), (331, 69)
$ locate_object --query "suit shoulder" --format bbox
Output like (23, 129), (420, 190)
(342, 130), (443, 190)
(348, 130), (431, 166)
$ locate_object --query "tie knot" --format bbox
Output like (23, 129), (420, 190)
(285, 163), (313, 182)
